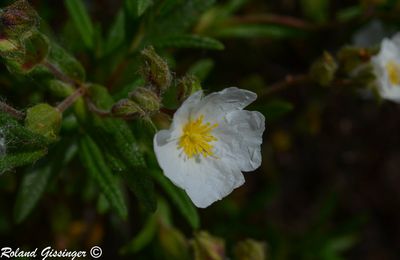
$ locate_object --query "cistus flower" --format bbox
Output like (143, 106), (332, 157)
(153, 87), (265, 208)
(371, 33), (400, 103)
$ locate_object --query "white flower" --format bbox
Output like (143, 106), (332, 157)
(153, 87), (265, 208)
(371, 33), (400, 103)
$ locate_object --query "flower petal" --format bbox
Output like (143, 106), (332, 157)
(371, 38), (400, 103)
(154, 131), (245, 208)
(194, 87), (257, 121)
(171, 90), (203, 129)
(213, 110), (265, 172)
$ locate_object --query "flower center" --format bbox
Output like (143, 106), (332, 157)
(178, 115), (218, 158)
(385, 60), (400, 85)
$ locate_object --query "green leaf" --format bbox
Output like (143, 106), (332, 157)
(188, 59), (215, 81)
(13, 141), (78, 224)
(85, 85), (156, 212)
(47, 42), (86, 82)
(79, 135), (128, 219)
(214, 24), (304, 39)
(65, 0), (95, 49)
(153, 171), (199, 229)
(125, 0), (153, 18)
(0, 150), (47, 174)
(0, 112), (50, 174)
(254, 100), (294, 121)
(154, 35), (224, 50)
(120, 214), (157, 254)
(148, 0), (215, 38)
(14, 166), (52, 223)
(104, 10), (126, 55)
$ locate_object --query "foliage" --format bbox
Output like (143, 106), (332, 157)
(0, 0), (398, 259)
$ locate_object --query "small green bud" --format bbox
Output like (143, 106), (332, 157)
(309, 51), (338, 87)
(141, 46), (172, 92)
(20, 31), (49, 71)
(111, 99), (145, 118)
(25, 103), (62, 141)
(0, 38), (18, 52)
(233, 239), (267, 260)
(47, 79), (74, 98)
(1, 31), (49, 74)
(0, 0), (39, 38)
(177, 75), (202, 102)
(192, 231), (225, 260)
(129, 87), (161, 113)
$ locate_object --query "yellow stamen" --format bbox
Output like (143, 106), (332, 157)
(386, 60), (400, 85)
(178, 115), (218, 158)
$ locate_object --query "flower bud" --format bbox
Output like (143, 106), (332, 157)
(309, 51), (338, 87)
(177, 75), (202, 102)
(129, 87), (161, 113)
(111, 99), (145, 118)
(0, 0), (39, 38)
(192, 231), (225, 260)
(233, 239), (267, 260)
(141, 46), (172, 93)
(25, 103), (62, 141)
(47, 79), (74, 98)
(1, 31), (49, 74)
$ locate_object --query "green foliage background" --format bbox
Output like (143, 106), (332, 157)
(1, 0), (400, 259)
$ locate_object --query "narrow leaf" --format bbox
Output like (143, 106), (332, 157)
(79, 135), (128, 219)
(153, 171), (200, 229)
(120, 214), (157, 254)
(65, 0), (95, 49)
(154, 35), (224, 50)
(85, 85), (156, 211)
(214, 24), (305, 39)
(104, 10), (126, 55)
(125, 0), (153, 18)
(14, 166), (52, 223)
(13, 141), (78, 223)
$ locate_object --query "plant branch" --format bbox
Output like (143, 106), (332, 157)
(57, 86), (86, 113)
(231, 14), (315, 30)
(43, 60), (80, 87)
(261, 74), (309, 98)
(0, 101), (25, 120)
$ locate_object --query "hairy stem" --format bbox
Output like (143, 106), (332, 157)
(0, 101), (25, 120)
(43, 60), (80, 87)
(261, 74), (309, 97)
(57, 87), (86, 113)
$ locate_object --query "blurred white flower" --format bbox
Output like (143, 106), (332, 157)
(153, 87), (265, 208)
(371, 33), (400, 103)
